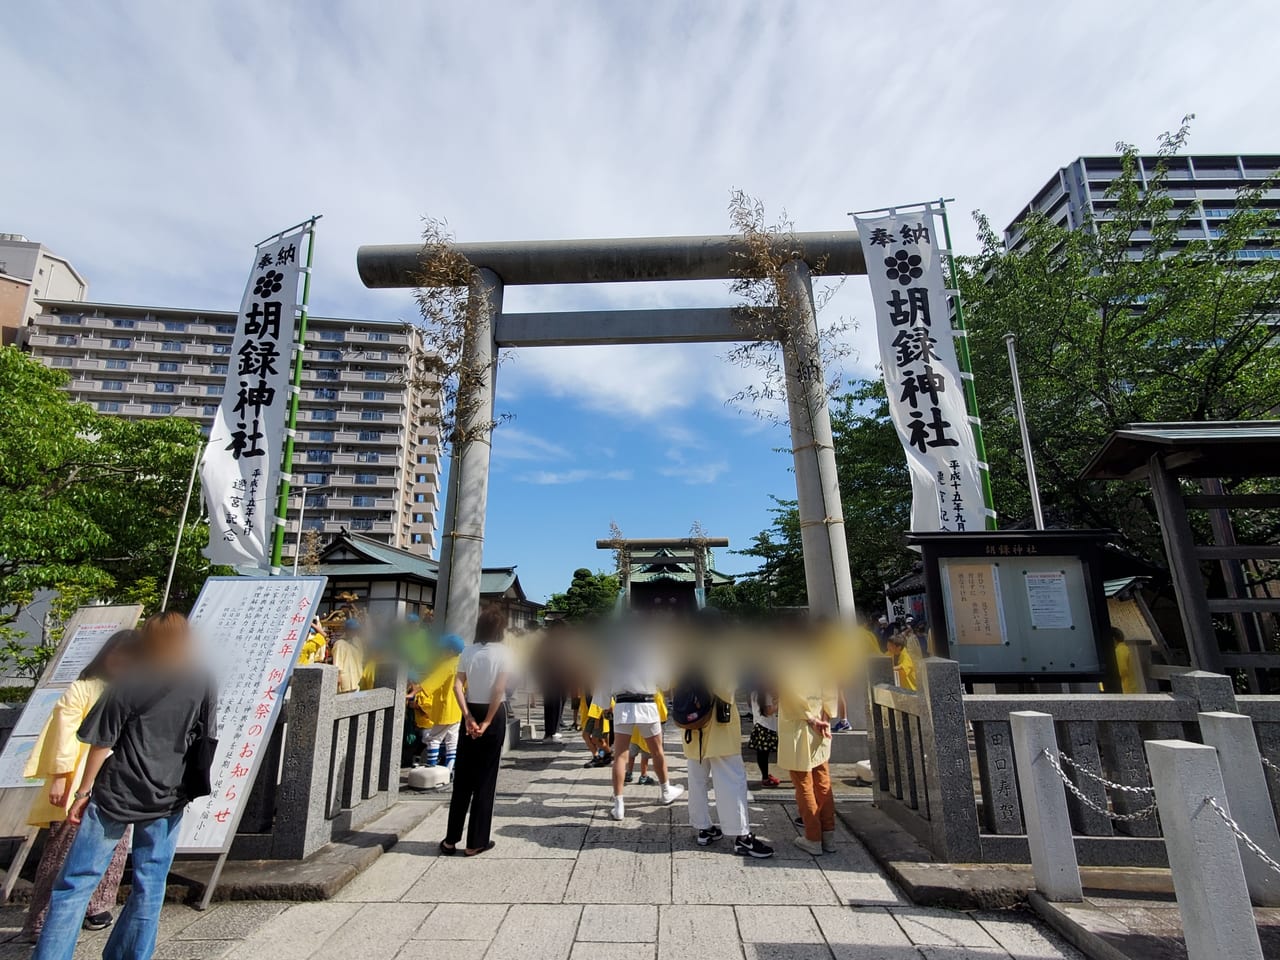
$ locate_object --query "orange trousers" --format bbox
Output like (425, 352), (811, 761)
(790, 761), (835, 842)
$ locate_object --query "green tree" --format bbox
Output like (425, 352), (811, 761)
(0, 346), (215, 636)
(706, 579), (775, 617)
(547, 568), (620, 621)
(959, 119), (1280, 555)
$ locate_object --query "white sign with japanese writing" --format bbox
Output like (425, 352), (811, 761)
(177, 575), (326, 854)
(201, 226), (309, 569)
(1025, 571), (1073, 630)
(855, 208), (986, 533)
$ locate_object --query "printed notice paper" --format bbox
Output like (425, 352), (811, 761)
(1025, 571), (1073, 630)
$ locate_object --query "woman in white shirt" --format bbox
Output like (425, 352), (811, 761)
(748, 687), (781, 788)
(440, 607), (513, 857)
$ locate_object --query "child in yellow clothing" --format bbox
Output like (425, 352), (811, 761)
(298, 619), (328, 666)
(413, 634), (465, 770)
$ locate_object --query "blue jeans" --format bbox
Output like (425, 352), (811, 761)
(33, 801), (183, 960)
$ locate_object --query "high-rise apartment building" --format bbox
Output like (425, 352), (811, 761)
(0, 235), (87, 344)
(25, 300), (442, 557)
(1004, 153), (1280, 255)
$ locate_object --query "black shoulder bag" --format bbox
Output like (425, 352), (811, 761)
(181, 691), (219, 801)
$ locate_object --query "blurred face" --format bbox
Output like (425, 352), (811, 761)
(102, 645), (134, 679)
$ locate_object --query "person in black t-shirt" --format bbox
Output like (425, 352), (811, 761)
(33, 611), (215, 960)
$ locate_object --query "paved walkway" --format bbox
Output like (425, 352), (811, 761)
(0, 736), (1084, 960)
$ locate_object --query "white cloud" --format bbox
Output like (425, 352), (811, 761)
(490, 426), (568, 462)
(519, 468), (633, 486)
(659, 462), (729, 485)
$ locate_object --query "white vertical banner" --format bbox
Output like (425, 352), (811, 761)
(854, 208), (985, 532)
(201, 228), (308, 567)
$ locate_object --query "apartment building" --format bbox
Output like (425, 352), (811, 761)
(1004, 153), (1280, 255)
(0, 234), (87, 344)
(25, 300), (442, 556)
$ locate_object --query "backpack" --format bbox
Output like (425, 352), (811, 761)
(669, 678), (716, 732)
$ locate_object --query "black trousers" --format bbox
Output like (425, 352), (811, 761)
(446, 701), (506, 849)
(542, 691), (565, 735)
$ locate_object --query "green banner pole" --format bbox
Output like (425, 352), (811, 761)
(938, 199), (997, 530)
(270, 219), (318, 573)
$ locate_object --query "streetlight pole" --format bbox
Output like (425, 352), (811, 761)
(1004, 333), (1045, 530)
(162, 441), (204, 612)
(292, 485), (329, 575)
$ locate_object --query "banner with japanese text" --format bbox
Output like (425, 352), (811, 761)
(201, 227), (308, 567)
(855, 208), (985, 532)
(177, 575), (326, 854)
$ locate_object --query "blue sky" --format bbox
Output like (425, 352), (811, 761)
(6, 2), (1280, 602)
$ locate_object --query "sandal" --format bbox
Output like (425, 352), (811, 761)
(439, 840), (457, 856)
(464, 841), (496, 857)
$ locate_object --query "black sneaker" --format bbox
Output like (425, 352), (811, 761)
(83, 911), (113, 931)
(793, 816), (805, 827)
(696, 825), (724, 846)
(734, 834), (774, 859)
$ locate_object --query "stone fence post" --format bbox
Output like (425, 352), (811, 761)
(1010, 711), (1082, 902)
(918, 658), (981, 863)
(1146, 740), (1263, 960)
(272, 664), (339, 860)
(1198, 711), (1280, 907)
(1170, 671), (1237, 713)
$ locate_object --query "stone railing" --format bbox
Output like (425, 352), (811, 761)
(865, 656), (1276, 866)
(232, 662), (405, 861)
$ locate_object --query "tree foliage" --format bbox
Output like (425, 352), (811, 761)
(0, 347), (214, 633)
(547, 568), (620, 622)
(741, 120), (1280, 607)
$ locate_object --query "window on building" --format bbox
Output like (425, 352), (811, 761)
(109, 338), (132, 349)
(307, 450), (333, 463)
(351, 517), (374, 531)
(215, 324), (235, 334)
(59, 316), (79, 325)
(304, 494), (327, 508)
(96, 401), (120, 412)
(316, 368), (340, 381)
(211, 363), (227, 374)
(414, 513), (427, 523)
(417, 454), (430, 465)
(365, 370), (386, 381)
(111, 319), (136, 329)
(101, 380), (124, 391)
(352, 495), (376, 507)
(202, 405), (218, 416)
(304, 472), (328, 485)
(358, 429), (382, 441)
(363, 391), (385, 401)
(357, 451), (380, 463)
(355, 473), (378, 485)
(154, 382), (176, 394)
(318, 349), (342, 361)
(164, 321), (185, 331)
(311, 409), (336, 421)
(415, 474), (427, 484)
(315, 388), (337, 400)
(151, 402), (174, 414)
(212, 344), (231, 355)
(55, 335), (77, 346)
(360, 410), (383, 421)
(318, 330), (344, 342)
(162, 341), (183, 353)
(303, 517), (326, 531)
(411, 534), (424, 545)
(206, 384), (223, 395)
(157, 361), (178, 372)
(105, 358), (129, 370)
(50, 356), (73, 367)
(414, 493), (426, 503)
(369, 332), (390, 342)
(309, 430), (335, 442)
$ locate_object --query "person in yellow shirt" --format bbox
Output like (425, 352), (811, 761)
(1113, 627), (1142, 694)
(331, 618), (365, 693)
(20, 628), (141, 941)
(778, 654), (838, 856)
(886, 632), (918, 692)
(298, 619), (328, 666)
(413, 634), (465, 771)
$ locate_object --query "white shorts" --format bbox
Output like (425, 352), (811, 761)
(615, 720), (662, 740)
(612, 700), (660, 727)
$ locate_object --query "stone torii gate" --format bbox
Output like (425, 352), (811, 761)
(357, 232), (867, 640)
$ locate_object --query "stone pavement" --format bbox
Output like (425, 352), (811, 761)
(0, 735), (1085, 960)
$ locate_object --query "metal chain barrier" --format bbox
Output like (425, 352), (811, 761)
(1261, 755), (1280, 776)
(1204, 796), (1280, 877)
(1040, 748), (1160, 823)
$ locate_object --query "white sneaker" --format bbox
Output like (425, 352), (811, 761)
(610, 796), (625, 821)
(822, 830), (837, 852)
(659, 783), (684, 806)
(794, 835), (824, 856)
